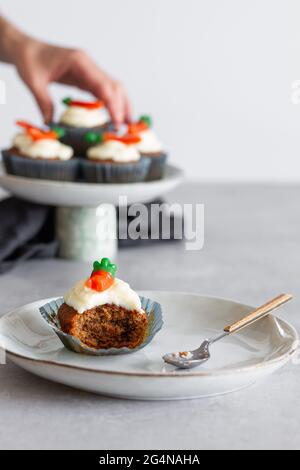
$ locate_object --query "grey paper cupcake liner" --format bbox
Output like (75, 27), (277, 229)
(81, 156), (151, 183)
(143, 152), (168, 181)
(39, 296), (163, 356)
(2, 150), (79, 182)
(50, 122), (114, 156)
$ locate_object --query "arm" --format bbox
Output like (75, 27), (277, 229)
(0, 16), (131, 125)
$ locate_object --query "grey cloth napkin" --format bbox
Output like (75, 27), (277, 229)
(0, 197), (58, 273)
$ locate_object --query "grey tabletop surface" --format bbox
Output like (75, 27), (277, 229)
(0, 182), (299, 450)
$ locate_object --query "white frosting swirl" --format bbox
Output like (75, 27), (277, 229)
(60, 105), (109, 128)
(12, 133), (73, 160)
(135, 129), (163, 154)
(13, 133), (32, 152)
(64, 278), (143, 314)
(87, 140), (140, 162)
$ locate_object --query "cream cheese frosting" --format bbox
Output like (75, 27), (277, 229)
(135, 129), (163, 154)
(64, 278), (143, 314)
(87, 140), (140, 162)
(60, 106), (109, 128)
(12, 133), (73, 160)
(13, 133), (32, 153)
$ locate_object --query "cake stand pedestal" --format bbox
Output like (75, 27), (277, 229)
(0, 164), (183, 261)
(56, 205), (117, 261)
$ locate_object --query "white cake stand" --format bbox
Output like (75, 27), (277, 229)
(0, 164), (183, 261)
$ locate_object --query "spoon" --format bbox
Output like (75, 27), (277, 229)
(162, 293), (293, 369)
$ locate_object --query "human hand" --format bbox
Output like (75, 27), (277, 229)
(13, 36), (132, 125)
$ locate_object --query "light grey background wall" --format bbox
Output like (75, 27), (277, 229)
(0, 0), (299, 181)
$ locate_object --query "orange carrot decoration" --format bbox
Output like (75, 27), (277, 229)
(85, 131), (141, 145)
(101, 132), (119, 142)
(16, 120), (36, 131)
(16, 121), (64, 141)
(103, 132), (141, 144)
(85, 270), (114, 292)
(27, 128), (58, 141)
(127, 121), (148, 134)
(119, 133), (141, 144)
(127, 115), (152, 135)
(62, 97), (104, 109)
(85, 258), (117, 292)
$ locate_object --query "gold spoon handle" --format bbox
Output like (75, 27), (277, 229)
(223, 293), (293, 334)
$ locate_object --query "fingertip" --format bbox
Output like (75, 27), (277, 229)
(124, 98), (133, 124)
(109, 106), (123, 128)
(125, 111), (133, 124)
(35, 94), (53, 125)
(43, 111), (52, 125)
(100, 94), (119, 126)
(42, 103), (53, 125)
(124, 109), (132, 124)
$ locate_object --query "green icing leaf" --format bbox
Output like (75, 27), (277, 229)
(92, 258), (117, 277)
(62, 97), (72, 106)
(52, 126), (65, 138)
(85, 132), (103, 144)
(139, 115), (152, 128)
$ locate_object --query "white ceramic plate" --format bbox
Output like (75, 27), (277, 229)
(0, 163), (183, 206)
(0, 292), (297, 400)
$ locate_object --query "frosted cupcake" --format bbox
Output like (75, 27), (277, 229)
(2, 121), (78, 181)
(58, 258), (149, 349)
(82, 131), (150, 183)
(127, 115), (167, 180)
(51, 97), (112, 155)
(40, 258), (163, 355)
